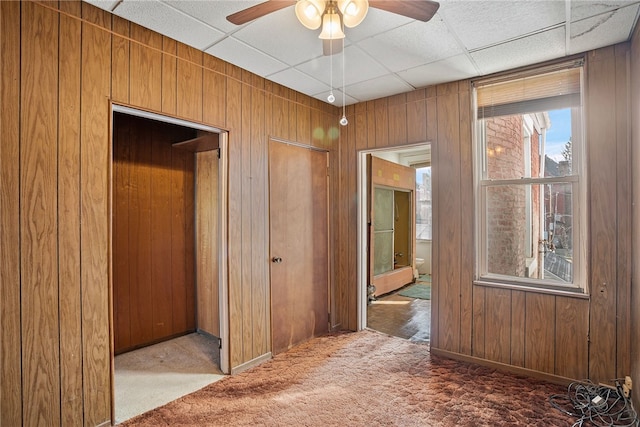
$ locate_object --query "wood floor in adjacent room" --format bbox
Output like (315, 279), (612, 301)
(367, 281), (431, 343)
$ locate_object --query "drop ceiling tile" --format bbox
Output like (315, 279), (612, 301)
(164, 0), (262, 33)
(345, 74), (414, 103)
(84, 0), (120, 11)
(296, 45), (388, 87)
(205, 37), (288, 76)
(267, 68), (330, 96)
(570, 0), (640, 21)
(569, 3), (640, 54)
(396, 54), (479, 88)
(233, 8), (326, 66)
(470, 27), (566, 76)
(113, 0), (224, 50)
(440, 0), (565, 51)
(358, 17), (464, 73)
(312, 89), (358, 107)
(345, 8), (414, 42)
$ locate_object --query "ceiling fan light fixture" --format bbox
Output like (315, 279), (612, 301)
(295, 0), (325, 29)
(318, 10), (345, 40)
(338, 0), (368, 28)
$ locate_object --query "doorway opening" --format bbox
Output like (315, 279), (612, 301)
(110, 105), (229, 423)
(357, 143), (432, 344)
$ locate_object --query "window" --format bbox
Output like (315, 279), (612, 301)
(415, 166), (431, 241)
(474, 61), (586, 292)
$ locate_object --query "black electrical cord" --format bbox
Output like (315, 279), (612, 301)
(549, 379), (639, 427)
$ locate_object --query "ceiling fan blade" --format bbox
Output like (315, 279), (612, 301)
(323, 39), (343, 56)
(368, 0), (439, 22)
(227, 0), (297, 25)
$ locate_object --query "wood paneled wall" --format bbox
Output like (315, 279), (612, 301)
(586, 44), (632, 384)
(1, 0), (637, 424)
(629, 21), (640, 412)
(338, 48), (633, 383)
(0, 1), (339, 425)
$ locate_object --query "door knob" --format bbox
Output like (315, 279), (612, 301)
(272, 257), (283, 263)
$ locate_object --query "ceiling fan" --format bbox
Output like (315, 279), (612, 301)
(227, 0), (440, 55)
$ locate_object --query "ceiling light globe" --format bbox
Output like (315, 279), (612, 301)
(327, 92), (335, 103)
(295, 0), (325, 30)
(318, 12), (345, 39)
(340, 115), (349, 126)
(338, 0), (368, 28)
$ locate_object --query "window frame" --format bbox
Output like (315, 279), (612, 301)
(414, 164), (432, 242)
(473, 62), (587, 295)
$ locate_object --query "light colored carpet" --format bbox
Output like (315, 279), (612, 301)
(122, 330), (574, 426)
(115, 332), (224, 424)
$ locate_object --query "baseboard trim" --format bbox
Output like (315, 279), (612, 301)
(230, 352), (272, 375)
(430, 347), (575, 386)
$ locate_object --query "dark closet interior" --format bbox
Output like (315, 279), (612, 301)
(112, 113), (198, 354)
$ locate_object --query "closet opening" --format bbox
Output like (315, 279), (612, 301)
(110, 105), (229, 423)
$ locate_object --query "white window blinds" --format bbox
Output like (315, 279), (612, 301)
(475, 61), (582, 119)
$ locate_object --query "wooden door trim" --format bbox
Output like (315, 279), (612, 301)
(268, 135), (331, 152)
(112, 103), (225, 133)
(356, 143), (431, 331)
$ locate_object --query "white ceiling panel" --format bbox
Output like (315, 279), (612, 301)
(233, 8), (326, 66)
(296, 45), (388, 87)
(470, 27), (566, 75)
(397, 54), (478, 88)
(267, 68), (330, 96)
(570, 0), (639, 21)
(84, 0), (120, 11)
(113, 0), (225, 50)
(205, 37), (288, 76)
(84, 0), (640, 109)
(312, 89), (359, 107)
(440, 0), (566, 51)
(163, 0), (256, 33)
(569, 3), (640, 54)
(346, 74), (415, 103)
(357, 18), (464, 73)
(343, 8), (414, 42)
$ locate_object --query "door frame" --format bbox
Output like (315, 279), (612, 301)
(108, 104), (230, 420)
(356, 143), (431, 331)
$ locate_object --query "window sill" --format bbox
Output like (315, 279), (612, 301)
(473, 279), (589, 299)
